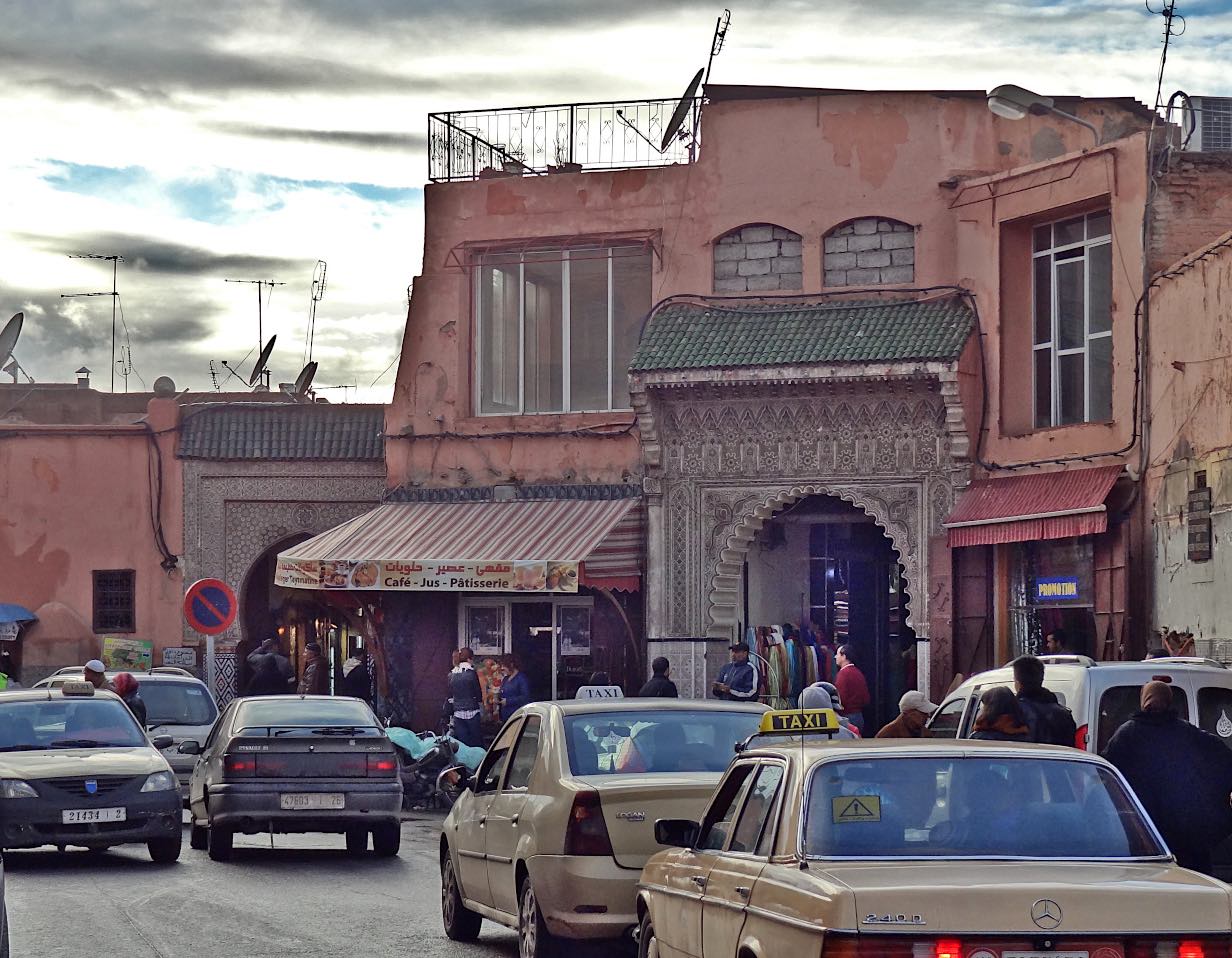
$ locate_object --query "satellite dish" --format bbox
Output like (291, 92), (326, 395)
(292, 361), (318, 397)
(0, 312), (23, 370)
(660, 68), (704, 152)
(248, 334), (277, 387)
(153, 375), (176, 397)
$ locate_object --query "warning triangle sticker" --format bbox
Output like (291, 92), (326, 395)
(832, 795), (881, 823)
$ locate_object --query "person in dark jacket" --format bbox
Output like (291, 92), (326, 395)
(969, 687), (1030, 741)
(448, 647), (484, 747)
(298, 641), (329, 696)
(638, 657), (679, 698)
(713, 642), (758, 701)
(339, 651), (372, 702)
(875, 690), (937, 739)
(499, 655), (532, 721)
(1012, 655), (1077, 746)
(1103, 681), (1232, 875)
(112, 672), (148, 727)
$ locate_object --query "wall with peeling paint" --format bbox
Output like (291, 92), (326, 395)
(387, 90), (1156, 491)
(0, 397), (184, 680)
(1146, 234), (1232, 647)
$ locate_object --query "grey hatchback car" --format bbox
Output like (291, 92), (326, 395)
(183, 695), (402, 862)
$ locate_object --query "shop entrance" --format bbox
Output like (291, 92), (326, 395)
(743, 495), (915, 731)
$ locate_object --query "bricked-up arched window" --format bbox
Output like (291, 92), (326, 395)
(823, 217), (914, 287)
(713, 224), (803, 293)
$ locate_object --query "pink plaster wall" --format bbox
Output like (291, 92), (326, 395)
(0, 397), (184, 677)
(387, 91), (1155, 489)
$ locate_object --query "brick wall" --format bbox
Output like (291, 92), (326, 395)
(823, 217), (915, 287)
(1150, 153), (1232, 273)
(713, 224), (803, 293)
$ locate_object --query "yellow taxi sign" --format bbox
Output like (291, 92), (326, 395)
(59, 681), (96, 697)
(759, 708), (840, 734)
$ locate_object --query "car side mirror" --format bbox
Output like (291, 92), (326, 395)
(655, 819), (699, 848)
(150, 735), (175, 751)
(176, 740), (202, 755)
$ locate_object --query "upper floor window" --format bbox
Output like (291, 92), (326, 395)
(1032, 211), (1112, 428)
(713, 224), (802, 293)
(476, 246), (651, 414)
(93, 569), (135, 633)
(823, 217), (914, 287)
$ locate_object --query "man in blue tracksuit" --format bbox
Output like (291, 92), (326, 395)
(713, 642), (758, 701)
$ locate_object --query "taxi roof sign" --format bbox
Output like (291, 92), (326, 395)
(59, 681), (96, 697)
(759, 708), (840, 734)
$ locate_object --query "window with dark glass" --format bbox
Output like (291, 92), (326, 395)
(92, 569), (135, 633)
(1032, 211), (1112, 428)
(476, 246), (652, 414)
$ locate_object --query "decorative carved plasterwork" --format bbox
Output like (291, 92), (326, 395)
(636, 379), (969, 641)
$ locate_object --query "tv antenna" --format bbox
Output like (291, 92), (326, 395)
(219, 334), (277, 391)
(62, 253), (122, 392)
(224, 278), (285, 357)
(208, 360), (220, 391)
(303, 260), (327, 366)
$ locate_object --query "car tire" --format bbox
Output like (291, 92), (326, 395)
(518, 876), (557, 958)
(636, 912), (658, 958)
(148, 831), (182, 864)
(345, 829), (368, 855)
(190, 823), (208, 850)
(440, 852), (482, 941)
(207, 826), (233, 862)
(372, 822), (401, 858)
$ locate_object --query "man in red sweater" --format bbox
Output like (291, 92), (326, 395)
(834, 644), (871, 735)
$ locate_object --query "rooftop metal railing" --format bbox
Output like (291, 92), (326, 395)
(428, 97), (700, 182)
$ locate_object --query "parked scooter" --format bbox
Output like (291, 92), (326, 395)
(386, 727), (484, 810)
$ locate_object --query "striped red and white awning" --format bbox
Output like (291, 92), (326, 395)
(275, 498), (641, 593)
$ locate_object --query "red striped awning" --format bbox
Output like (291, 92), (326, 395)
(274, 498), (640, 593)
(944, 465), (1122, 548)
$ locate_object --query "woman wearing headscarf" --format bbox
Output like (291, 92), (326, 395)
(112, 672), (148, 727)
(970, 686), (1030, 742)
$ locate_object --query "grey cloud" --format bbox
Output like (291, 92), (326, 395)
(19, 233), (309, 280)
(209, 122), (428, 152)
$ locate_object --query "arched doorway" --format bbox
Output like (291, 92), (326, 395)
(738, 494), (917, 731)
(237, 535), (367, 697)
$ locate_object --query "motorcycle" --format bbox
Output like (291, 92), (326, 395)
(386, 727), (485, 810)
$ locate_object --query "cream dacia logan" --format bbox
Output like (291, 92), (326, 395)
(439, 698), (768, 958)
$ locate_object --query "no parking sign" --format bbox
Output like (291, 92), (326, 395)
(183, 578), (237, 635)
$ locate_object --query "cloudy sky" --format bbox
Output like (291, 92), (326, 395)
(1, 1), (1229, 401)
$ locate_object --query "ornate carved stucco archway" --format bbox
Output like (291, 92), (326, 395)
(707, 482), (921, 639)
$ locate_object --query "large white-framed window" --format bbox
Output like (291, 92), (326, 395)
(475, 245), (652, 415)
(1031, 210), (1113, 428)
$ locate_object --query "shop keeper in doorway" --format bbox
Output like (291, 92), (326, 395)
(834, 644), (871, 735)
(713, 642), (759, 701)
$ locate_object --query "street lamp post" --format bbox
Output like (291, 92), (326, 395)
(987, 84), (1101, 146)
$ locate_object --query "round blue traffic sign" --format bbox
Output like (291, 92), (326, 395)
(183, 578), (237, 635)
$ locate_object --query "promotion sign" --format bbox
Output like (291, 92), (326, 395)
(1034, 576), (1081, 602)
(274, 558), (580, 593)
(102, 637), (154, 672)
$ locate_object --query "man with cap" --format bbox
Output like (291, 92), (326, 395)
(1104, 680), (1232, 875)
(875, 690), (938, 739)
(83, 659), (115, 692)
(712, 642), (759, 701)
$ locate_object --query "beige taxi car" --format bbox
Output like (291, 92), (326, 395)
(439, 698), (768, 957)
(637, 709), (1232, 958)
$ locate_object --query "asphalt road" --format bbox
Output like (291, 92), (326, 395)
(5, 814), (549, 958)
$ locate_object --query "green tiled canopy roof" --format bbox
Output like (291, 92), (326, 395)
(178, 403), (385, 460)
(630, 296), (975, 372)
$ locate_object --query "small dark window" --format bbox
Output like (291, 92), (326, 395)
(928, 698), (966, 739)
(92, 569), (135, 633)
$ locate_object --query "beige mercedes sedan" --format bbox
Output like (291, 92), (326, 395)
(637, 710), (1232, 958)
(439, 698), (768, 957)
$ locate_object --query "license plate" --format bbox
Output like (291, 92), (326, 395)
(279, 793), (344, 810)
(62, 807), (126, 824)
(1004, 952), (1090, 958)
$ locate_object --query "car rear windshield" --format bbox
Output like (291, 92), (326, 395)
(563, 709), (764, 775)
(235, 698), (377, 729)
(806, 756), (1165, 860)
(138, 680), (218, 727)
(0, 699), (147, 750)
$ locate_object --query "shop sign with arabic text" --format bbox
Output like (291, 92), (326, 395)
(274, 558), (579, 593)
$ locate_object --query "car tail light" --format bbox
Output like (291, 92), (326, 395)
(812, 936), (914, 957)
(934, 941), (962, 958)
(223, 754), (255, 777)
(1179, 942), (1206, 958)
(1075, 723), (1089, 750)
(564, 791), (614, 857)
(1127, 939), (1232, 958)
(367, 754), (398, 777)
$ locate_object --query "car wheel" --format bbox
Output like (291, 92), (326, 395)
(148, 831), (182, 864)
(207, 826), (233, 862)
(637, 912), (659, 958)
(345, 829), (368, 855)
(518, 876), (557, 958)
(372, 822), (401, 858)
(190, 823), (208, 850)
(440, 852), (482, 941)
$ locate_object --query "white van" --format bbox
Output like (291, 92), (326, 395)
(929, 655), (1232, 753)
